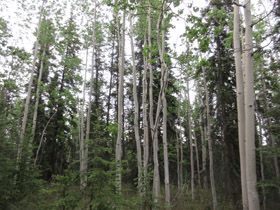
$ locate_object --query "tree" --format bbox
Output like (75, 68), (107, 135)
(244, 0), (260, 209)
(233, 1), (248, 209)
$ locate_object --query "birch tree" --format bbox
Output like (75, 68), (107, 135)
(16, 0), (46, 171)
(233, 1), (248, 208)
(244, 0), (260, 209)
(202, 57), (218, 210)
(129, 9), (143, 194)
(115, 7), (125, 192)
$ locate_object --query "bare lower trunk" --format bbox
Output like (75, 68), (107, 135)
(83, 1), (97, 189)
(193, 130), (201, 187)
(147, 0), (160, 200)
(202, 58), (218, 210)
(80, 46), (88, 189)
(260, 65), (279, 179)
(142, 37), (149, 190)
(177, 96), (183, 192)
(129, 10), (143, 194)
(29, 48), (46, 160)
(233, 2), (248, 208)
(115, 9), (125, 191)
(244, 1), (260, 209)
(186, 40), (195, 199)
(16, 0), (46, 172)
(199, 106), (207, 190)
(255, 101), (267, 210)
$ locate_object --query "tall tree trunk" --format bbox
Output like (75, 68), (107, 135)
(29, 48), (46, 160)
(147, 0), (160, 201)
(244, 1), (260, 209)
(80, 46), (88, 189)
(161, 2), (170, 205)
(106, 23), (116, 126)
(142, 36), (149, 192)
(193, 130), (201, 187)
(129, 10), (143, 194)
(177, 94), (183, 192)
(255, 100), (267, 210)
(233, 2), (248, 209)
(260, 64), (279, 179)
(186, 40), (195, 199)
(199, 111), (207, 190)
(115, 8), (125, 191)
(202, 57), (218, 210)
(16, 0), (46, 172)
(83, 1), (97, 189)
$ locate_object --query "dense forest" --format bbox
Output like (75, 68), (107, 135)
(0, 0), (279, 209)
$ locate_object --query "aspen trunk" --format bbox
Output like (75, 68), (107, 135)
(80, 46), (88, 189)
(199, 112), (207, 190)
(147, 0), (160, 200)
(260, 65), (279, 179)
(233, 2), (248, 208)
(177, 95), (183, 192)
(161, 2), (170, 205)
(202, 60), (218, 210)
(129, 10), (143, 194)
(186, 40), (195, 199)
(255, 100), (267, 210)
(115, 9), (125, 191)
(193, 130), (201, 187)
(29, 48), (46, 158)
(83, 0), (97, 189)
(16, 0), (46, 171)
(142, 37), (149, 190)
(244, 1), (260, 209)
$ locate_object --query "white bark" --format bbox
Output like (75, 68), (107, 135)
(142, 37), (149, 189)
(233, 2), (248, 209)
(83, 0), (97, 189)
(16, 0), (46, 171)
(260, 66), (279, 178)
(161, 3), (170, 204)
(129, 10), (143, 194)
(255, 100), (267, 210)
(202, 59), (218, 210)
(80, 46), (88, 189)
(177, 94), (183, 192)
(29, 48), (46, 160)
(186, 40), (195, 199)
(199, 111), (207, 190)
(147, 0), (160, 200)
(115, 9), (126, 191)
(244, 1), (260, 209)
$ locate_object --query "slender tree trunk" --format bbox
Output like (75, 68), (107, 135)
(233, 2), (248, 209)
(177, 94), (183, 192)
(34, 111), (57, 165)
(199, 111), (207, 190)
(186, 40), (195, 199)
(129, 10), (143, 194)
(83, 1), (97, 189)
(115, 8), (125, 192)
(160, 2), (170, 205)
(255, 100), (267, 210)
(106, 24), (116, 126)
(193, 130), (201, 187)
(29, 48), (46, 159)
(202, 57), (218, 210)
(16, 0), (46, 172)
(260, 64), (279, 179)
(244, 1), (260, 209)
(147, 0), (160, 201)
(80, 46), (88, 189)
(143, 36), (149, 192)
